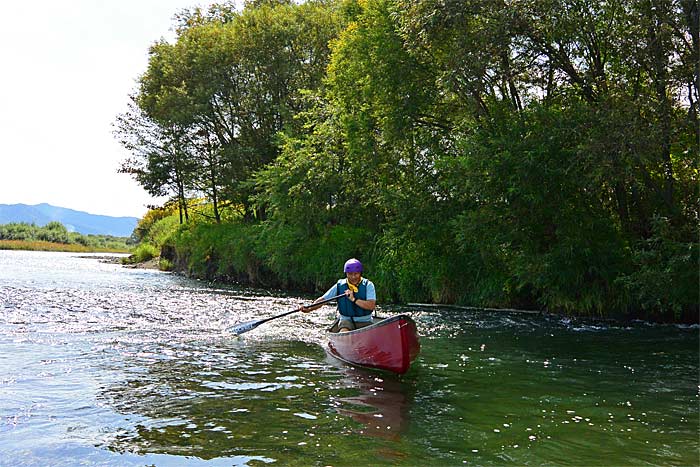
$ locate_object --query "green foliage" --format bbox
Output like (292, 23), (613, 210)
(164, 221), (372, 292)
(257, 222), (373, 290)
(616, 217), (699, 320)
(158, 258), (174, 271)
(118, 0), (699, 321)
(252, 122), (345, 230)
(0, 222), (37, 241)
(118, 1), (344, 220)
(165, 222), (262, 282)
(0, 222), (130, 252)
(41, 221), (69, 239)
(132, 204), (179, 242)
(142, 215), (181, 247)
(125, 206), (193, 265)
(126, 243), (160, 263)
(443, 104), (632, 314)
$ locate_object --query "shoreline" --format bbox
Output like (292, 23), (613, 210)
(76, 254), (161, 270)
(0, 241), (129, 254)
(122, 257), (161, 269)
(75, 252), (699, 325)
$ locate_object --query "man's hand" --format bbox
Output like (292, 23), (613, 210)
(345, 289), (355, 302)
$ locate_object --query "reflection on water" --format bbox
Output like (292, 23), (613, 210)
(333, 365), (412, 441)
(94, 337), (419, 465)
(0, 251), (698, 467)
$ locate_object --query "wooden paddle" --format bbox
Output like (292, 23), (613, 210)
(230, 293), (345, 336)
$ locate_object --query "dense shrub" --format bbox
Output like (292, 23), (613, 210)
(0, 222), (130, 252)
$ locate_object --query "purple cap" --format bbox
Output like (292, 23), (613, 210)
(343, 258), (363, 273)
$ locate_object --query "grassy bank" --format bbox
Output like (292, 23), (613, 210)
(156, 219), (698, 324)
(0, 239), (130, 253)
(161, 221), (373, 293)
(0, 222), (132, 252)
(126, 204), (698, 323)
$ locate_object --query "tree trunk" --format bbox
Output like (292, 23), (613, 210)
(501, 51), (522, 112)
(210, 162), (221, 223)
(648, 6), (675, 214)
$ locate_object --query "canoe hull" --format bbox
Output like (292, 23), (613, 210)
(327, 315), (420, 374)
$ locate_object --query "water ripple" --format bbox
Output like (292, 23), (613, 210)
(1, 251), (697, 467)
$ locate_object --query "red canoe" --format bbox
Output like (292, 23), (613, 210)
(327, 315), (420, 374)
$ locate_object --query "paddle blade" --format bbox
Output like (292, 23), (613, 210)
(230, 319), (262, 336)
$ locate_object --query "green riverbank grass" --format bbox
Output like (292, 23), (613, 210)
(0, 239), (130, 253)
(121, 244), (174, 271)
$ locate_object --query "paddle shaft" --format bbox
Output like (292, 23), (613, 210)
(231, 293), (345, 335)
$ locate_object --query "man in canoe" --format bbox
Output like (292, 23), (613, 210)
(300, 258), (376, 332)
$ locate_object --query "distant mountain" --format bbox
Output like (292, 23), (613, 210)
(0, 203), (139, 237)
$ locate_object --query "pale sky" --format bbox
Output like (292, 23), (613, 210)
(0, 1), (224, 218)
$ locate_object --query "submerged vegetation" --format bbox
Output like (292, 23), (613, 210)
(0, 222), (131, 253)
(117, 0), (699, 322)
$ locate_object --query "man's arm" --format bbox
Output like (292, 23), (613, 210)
(300, 284), (338, 313)
(347, 281), (376, 311)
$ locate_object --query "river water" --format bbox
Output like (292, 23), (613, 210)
(0, 250), (697, 466)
